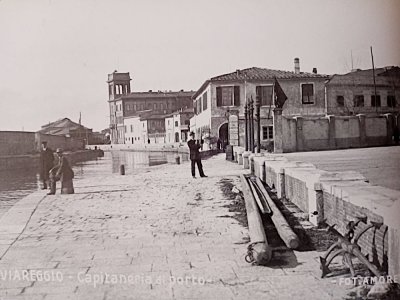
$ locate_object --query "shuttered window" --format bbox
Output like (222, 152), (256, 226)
(216, 86), (240, 107)
(301, 83), (314, 104)
(203, 92), (208, 111)
(256, 86), (273, 106)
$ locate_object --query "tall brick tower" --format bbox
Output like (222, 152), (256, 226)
(107, 71), (131, 144)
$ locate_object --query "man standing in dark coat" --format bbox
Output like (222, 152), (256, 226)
(39, 141), (54, 189)
(187, 132), (207, 178)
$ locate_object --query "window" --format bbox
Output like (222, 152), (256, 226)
(216, 86), (240, 107)
(301, 83), (314, 104)
(336, 96), (345, 107)
(197, 99), (202, 114)
(354, 95), (364, 107)
(262, 126), (274, 140)
(124, 125), (127, 133)
(256, 86), (273, 106)
(371, 95), (381, 107)
(168, 120), (170, 125)
(203, 92), (208, 111)
(388, 95), (396, 108)
(175, 121), (178, 127)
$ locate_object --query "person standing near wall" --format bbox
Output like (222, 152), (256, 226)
(187, 132), (207, 178)
(39, 141), (54, 190)
(48, 148), (74, 195)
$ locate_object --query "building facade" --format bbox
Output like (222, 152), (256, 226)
(107, 71), (194, 144)
(191, 59), (329, 149)
(325, 66), (400, 117)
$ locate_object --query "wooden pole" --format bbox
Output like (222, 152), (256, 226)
(255, 94), (261, 153)
(371, 46), (378, 113)
(241, 175), (272, 265)
(244, 100), (249, 151)
(249, 96), (254, 153)
(255, 177), (299, 249)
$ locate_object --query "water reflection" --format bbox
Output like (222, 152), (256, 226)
(110, 151), (188, 174)
(0, 151), (188, 208)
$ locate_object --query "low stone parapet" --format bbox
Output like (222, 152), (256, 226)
(258, 153), (400, 277)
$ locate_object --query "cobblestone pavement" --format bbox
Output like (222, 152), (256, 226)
(0, 154), (352, 299)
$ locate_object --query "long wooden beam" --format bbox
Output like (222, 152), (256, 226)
(254, 176), (300, 249)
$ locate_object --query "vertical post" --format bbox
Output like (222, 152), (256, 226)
(358, 114), (367, 147)
(255, 94), (261, 153)
(370, 46), (378, 113)
(244, 100), (248, 151)
(249, 96), (254, 153)
(273, 108), (283, 153)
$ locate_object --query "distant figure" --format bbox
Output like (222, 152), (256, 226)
(217, 138), (221, 151)
(187, 132), (207, 179)
(148, 138), (150, 144)
(394, 127), (399, 145)
(97, 147), (104, 157)
(39, 141), (54, 190)
(48, 148), (74, 195)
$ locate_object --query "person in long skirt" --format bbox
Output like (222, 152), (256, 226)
(48, 148), (74, 195)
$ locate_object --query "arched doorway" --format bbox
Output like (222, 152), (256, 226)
(175, 132), (180, 143)
(218, 122), (228, 150)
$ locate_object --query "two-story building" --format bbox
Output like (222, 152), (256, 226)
(191, 59), (329, 148)
(325, 66), (400, 116)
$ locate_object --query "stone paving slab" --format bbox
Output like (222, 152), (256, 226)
(0, 154), (353, 299)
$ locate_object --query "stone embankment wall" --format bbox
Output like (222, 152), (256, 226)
(233, 146), (400, 277)
(0, 131), (83, 156)
(273, 111), (398, 153)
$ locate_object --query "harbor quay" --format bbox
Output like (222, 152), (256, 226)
(0, 153), (361, 300)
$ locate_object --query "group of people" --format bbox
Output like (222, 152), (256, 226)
(39, 141), (75, 195)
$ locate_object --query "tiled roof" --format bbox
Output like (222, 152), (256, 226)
(211, 67), (328, 81)
(38, 118), (90, 135)
(193, 67), (329, 99)
(139, 113), (169, 121)
(327, 66), (400, 86)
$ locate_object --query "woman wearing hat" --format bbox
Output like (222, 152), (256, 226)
(48, 148), (75, 195)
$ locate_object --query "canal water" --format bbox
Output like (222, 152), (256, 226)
(0, 151), (188, 217)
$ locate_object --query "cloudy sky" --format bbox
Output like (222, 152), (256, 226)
(0, 0), (399, 132)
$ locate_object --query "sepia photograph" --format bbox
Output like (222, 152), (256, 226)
(0, 0), (399, 299)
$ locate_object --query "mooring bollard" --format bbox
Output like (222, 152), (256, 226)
(120, 164), (125, 175)
(175, 155), (180, 165)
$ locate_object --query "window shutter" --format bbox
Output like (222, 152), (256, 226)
(216, 87), (222, 107)
(194, 100), (197, 114)
(234, 86), (240, 106)
(256, 86), (261, 102)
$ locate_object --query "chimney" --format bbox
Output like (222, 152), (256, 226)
(312, 68), (317, 74)
(294, 58), (300, 74)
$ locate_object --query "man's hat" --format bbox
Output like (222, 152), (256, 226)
(56, 148), (63, 154)
(189, 131), (195, 136)
(41, 141), (47, 145)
